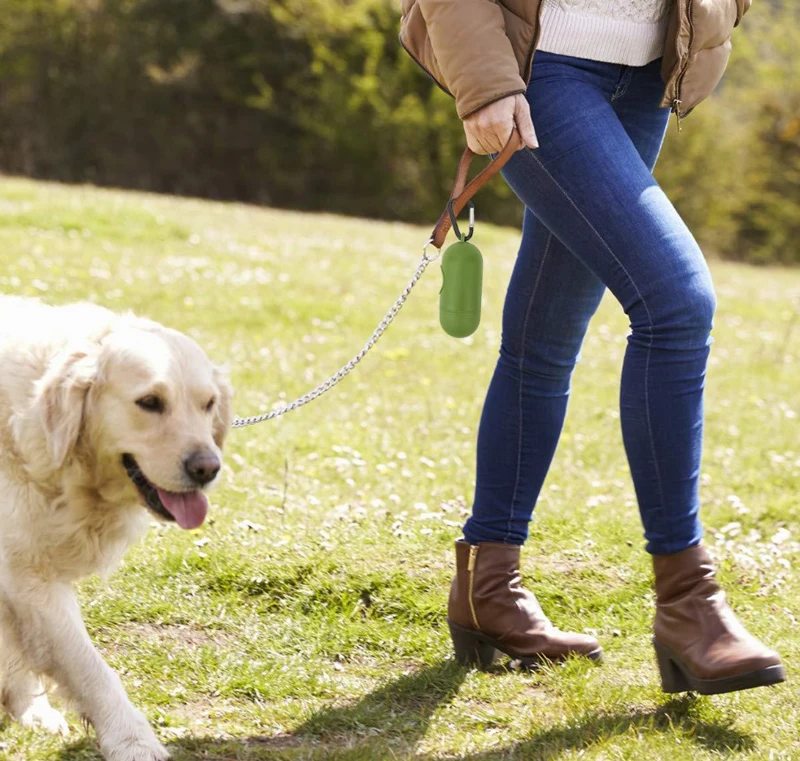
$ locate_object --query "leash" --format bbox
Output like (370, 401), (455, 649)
(232, 131), (522, 429)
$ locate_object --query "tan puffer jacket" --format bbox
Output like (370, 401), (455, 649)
(400, 0), (751, 122)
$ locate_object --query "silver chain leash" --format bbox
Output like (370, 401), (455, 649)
(232, 242), (439, 428)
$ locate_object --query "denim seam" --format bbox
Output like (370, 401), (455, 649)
(525, 149), (668, 523)
(503, 231), (553, 544)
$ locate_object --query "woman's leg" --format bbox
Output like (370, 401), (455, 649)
(464, 211), (605, 545)
(493, 53), (711, 555)
(450, 53), (676, 669)
(465, 53), (679, 551)
(450, 207), (610, 667)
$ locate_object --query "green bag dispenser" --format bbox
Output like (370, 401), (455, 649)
(439, 200), (483, 338)
(439, 237), (483, 338)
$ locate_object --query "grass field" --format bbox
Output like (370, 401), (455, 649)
(0, 176), (798, 761)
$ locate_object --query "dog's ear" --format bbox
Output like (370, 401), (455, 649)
(212, 364), (233, 450)
(34, 348), (99, 468)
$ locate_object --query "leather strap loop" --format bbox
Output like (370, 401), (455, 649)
(430, 129), (522, 249)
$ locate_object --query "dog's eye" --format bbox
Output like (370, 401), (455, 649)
(205, 398), (215, 413)
(136, 395), (165, 413)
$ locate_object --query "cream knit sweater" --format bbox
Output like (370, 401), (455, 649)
(537, 0), (672, 67)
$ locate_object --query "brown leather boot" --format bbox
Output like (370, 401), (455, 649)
(653, 544), (786, 694)
(447, 540), (603, 668)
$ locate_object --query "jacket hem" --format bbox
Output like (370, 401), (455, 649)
(459, 89), (527, 120)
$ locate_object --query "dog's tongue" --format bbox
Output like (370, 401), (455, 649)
(156, 489), (209, 530)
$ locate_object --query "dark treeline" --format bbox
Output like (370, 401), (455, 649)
(0, 0), (797, 264)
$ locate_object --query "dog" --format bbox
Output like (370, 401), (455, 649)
(0, 295), (232, 761)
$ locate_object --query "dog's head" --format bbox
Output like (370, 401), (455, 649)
(33, 318), (233, 529)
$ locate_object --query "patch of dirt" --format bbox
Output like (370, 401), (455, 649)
(168, 734), (311, 761)
(169, 697), (217, 724)
(531, 557), (580, 575)
(118, 622), (233, 647)
(241, 734), (305, 749)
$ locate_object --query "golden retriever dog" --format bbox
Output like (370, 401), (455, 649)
(0, 295), (232, 761)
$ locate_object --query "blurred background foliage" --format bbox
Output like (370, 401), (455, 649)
(0, 0), (797, 264)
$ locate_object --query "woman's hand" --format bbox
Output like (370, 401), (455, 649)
(463, 93), (538, 155)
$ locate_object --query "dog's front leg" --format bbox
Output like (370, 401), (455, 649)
(5, 578), (168, 761)
(0, 598), (70, 735)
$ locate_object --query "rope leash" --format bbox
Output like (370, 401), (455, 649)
(231, 131), (522, 429)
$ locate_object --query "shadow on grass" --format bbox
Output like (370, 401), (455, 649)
(295, 658), (467, 738)
(450, 695), (756, 760)
(52, 674), (755, 761)
(52, 659), (466, 760)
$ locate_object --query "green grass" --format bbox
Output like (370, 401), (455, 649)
(0, 176), (798, 761)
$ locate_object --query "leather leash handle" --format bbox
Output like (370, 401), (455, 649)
(430, 129), (522, 249)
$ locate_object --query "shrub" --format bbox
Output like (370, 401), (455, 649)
(0, 0), (796, 264)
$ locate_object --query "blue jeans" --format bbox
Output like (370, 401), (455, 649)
(463, 52), (712, 555)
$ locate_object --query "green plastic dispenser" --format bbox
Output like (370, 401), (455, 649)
(439, 235), (483, 338)
(439, 200), (483, 338)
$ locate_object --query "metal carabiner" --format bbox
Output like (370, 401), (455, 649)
(447, 199), (475, 242)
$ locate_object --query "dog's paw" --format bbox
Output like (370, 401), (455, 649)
(102, 734), (169, 761)
(20, 699), (70, 736)
(99, 713), (169, 761)
(103, 737), (169, 761)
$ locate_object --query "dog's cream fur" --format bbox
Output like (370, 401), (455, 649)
(0, 296), (231, 761)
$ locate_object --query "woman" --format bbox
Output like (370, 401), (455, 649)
(400, 0), (786, 694)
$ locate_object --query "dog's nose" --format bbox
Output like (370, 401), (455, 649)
(184, 451), (221, 486)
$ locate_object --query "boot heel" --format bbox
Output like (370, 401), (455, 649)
(449, 621), (496, 669)
(653, 640), (691, 693)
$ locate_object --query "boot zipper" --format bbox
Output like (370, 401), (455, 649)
(467, 544), (481, 630)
